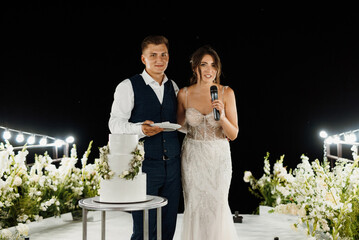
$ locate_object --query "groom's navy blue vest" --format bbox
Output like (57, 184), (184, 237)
(129, 74), (180, 160)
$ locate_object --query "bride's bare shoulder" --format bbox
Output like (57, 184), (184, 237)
(220, 85), (235, 102)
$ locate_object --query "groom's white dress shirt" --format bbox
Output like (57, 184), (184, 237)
(109, 69), (179, 138)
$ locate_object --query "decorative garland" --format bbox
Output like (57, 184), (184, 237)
(96, 141), (145, 181)
(95, 145), (113, 180)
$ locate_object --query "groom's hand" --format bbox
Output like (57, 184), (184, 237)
(142, 120), (163, 137)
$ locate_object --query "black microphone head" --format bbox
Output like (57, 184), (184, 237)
(210, 85), (220, 120)
(210, 85), (218, 101)
(210, 85), (218, 93)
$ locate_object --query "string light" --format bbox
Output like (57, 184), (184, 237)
(66, 136), (75, 144)
(27, 135), (35, 145)
(0, 126), (74, 148)
(55, 139), (65, 147)
(320, 129), (359, 145)
(320, 129), (359, 164)
(16, 132), (25, 143)
(319, 130), (328, 139)
(3, 129), (11, 140)
(344, 133), (357, 143)
(39, 136), (47, 146)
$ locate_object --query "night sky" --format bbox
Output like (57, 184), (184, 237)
(2, 2), (359, 213)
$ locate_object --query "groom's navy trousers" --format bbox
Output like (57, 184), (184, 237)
(129, 74), (181, 240)
(131, 156), (181, 240)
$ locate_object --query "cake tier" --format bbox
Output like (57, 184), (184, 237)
(99, 173), (146, 203)
(109, 134), (138, 155)
(108, 154), (135, 175)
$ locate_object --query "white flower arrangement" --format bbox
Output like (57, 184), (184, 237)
(95, 141), (145, 181)
(120, 141), (145, 180)
(94, 145), (114, 180)
(0, 223), (29, 240)
(244, 151), (359, 240)
(0, 140), (99, 237)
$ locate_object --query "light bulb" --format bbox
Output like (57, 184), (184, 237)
(345, 133), (357, 143)
(319, 130), (328, 139)
(55, 139), (65, 147)
(3, 130), (11, 140)
(39, 137), (47, 146)
(27, 135), (35, 145)
(66, 136), (74, 143)
(16, 133), (24, 143)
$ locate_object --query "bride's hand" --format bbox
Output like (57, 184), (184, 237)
(211, 99), (225, 118)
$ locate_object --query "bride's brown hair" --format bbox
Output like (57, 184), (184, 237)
(189, 45), (222, 85)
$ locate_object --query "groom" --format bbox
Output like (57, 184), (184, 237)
(109, 35), (181, 240)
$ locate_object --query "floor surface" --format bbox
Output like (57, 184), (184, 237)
(17, 209), (311, 240)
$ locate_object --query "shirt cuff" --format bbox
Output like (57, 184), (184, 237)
(136, 123), (147, 139)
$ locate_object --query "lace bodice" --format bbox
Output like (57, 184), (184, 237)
(184, 86), (227, 141)
(185, 108), (226, 140)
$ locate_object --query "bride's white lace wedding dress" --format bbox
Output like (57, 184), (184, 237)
(181, 87), (239, 240)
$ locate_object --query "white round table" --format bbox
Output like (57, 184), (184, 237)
(79, 196), (168, 240)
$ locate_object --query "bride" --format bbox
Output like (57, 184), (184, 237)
(177, 45), (239, 240)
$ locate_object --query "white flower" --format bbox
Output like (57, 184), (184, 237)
(38, 176), (46, 187)
(29, 174), (40, 183)
(17, 214), (29, 222)
(0, 228), (13, 238)
(276, 185), (290, 197)
(70, 146), (77, 159)
(257, 175), (268, 188)
(16, 223), (29, 236)
(243, 171), (252, 183)
(273, 162), (287, 180)
(81, 156), (88, 167)
(137, 143), (145, 156)
(0, 151), (11, 176)
(13, 175), (22, 186)
(45, 164), (56, 172)
(14, 150), (28, 168)
(264, 156), (270, 175)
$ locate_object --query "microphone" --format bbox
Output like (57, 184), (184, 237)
(210, 85), (220, 121)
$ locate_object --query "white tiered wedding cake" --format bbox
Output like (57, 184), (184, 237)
(99, 134), (147, 203)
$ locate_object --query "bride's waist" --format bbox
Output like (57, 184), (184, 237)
(186, 130), (226, 141)
(185, 135), (227, 142)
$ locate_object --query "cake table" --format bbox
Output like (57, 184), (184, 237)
(79, 196), (168, 240)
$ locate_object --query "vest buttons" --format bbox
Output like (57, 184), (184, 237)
(164, 149), (167, 153)
(163, 139), (166, 143)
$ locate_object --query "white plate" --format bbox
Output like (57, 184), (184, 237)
(150, 122), (181, 132)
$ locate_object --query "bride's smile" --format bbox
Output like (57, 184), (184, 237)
(198, 54), (217, 83)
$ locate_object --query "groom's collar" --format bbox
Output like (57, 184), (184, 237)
(141, 69), (169, 86)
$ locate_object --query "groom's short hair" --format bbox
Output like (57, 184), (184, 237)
(141, 35), (169, 53)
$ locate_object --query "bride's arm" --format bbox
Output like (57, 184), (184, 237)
(218, 87), (238, 141)
(177, 88), (187, 130)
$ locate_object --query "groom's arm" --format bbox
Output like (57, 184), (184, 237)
(108, 79), (163, 138)
(108, 79), (147, 138)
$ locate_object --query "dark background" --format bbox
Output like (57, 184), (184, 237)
(2, 2), (359, 214)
